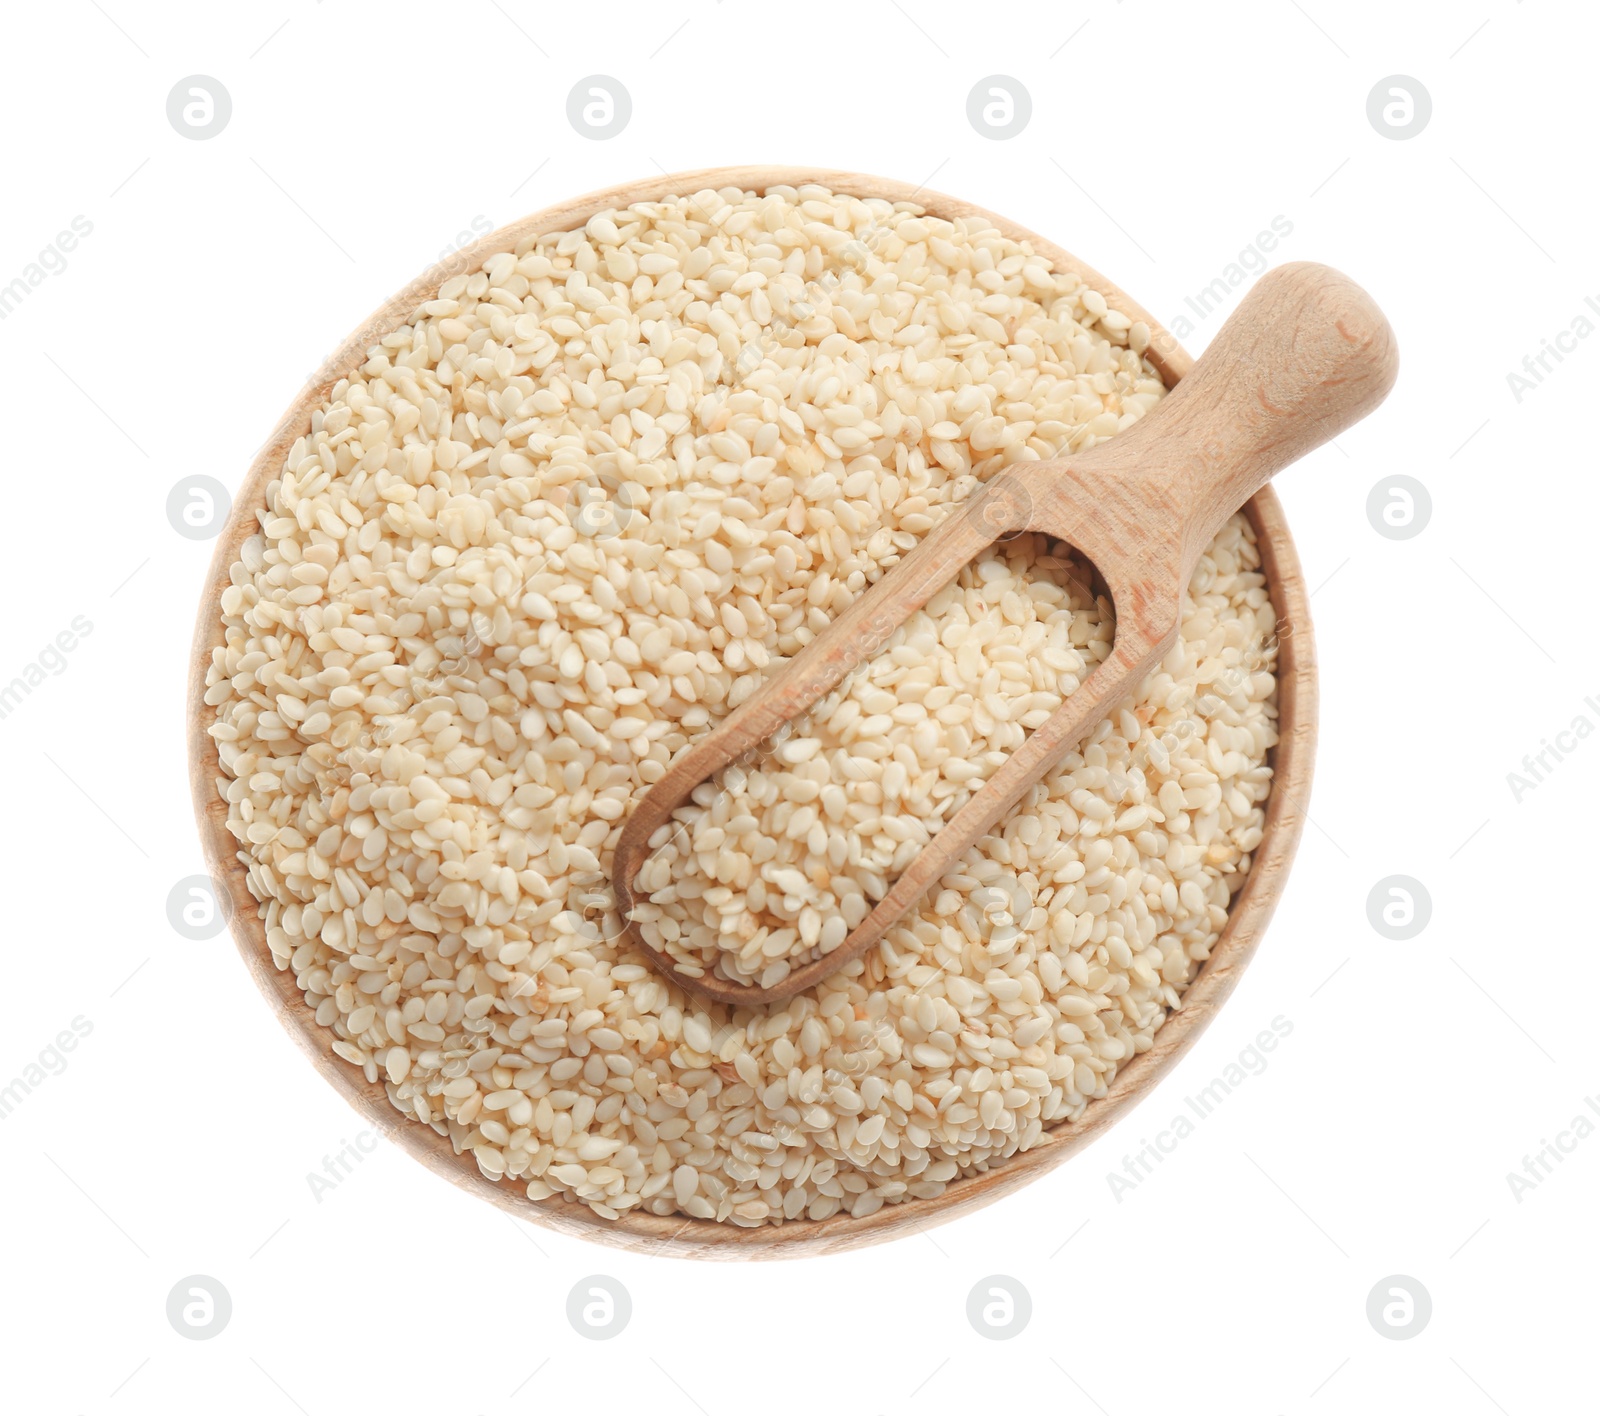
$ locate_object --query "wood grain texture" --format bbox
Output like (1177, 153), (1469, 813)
(614, 263), (1393, 1007)
(186, 165), (1319, 1259)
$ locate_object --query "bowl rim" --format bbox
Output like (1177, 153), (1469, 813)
(186, 164), (1316, 1260)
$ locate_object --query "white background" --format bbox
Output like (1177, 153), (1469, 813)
(1, 1), (1593, 1411)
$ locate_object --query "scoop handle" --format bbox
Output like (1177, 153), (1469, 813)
(1087, 261), (1399, 573)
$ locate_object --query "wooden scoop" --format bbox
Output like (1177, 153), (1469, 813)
(611, 262), (1398, 1007)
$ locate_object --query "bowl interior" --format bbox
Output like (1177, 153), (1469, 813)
(187, 166), (1315, 1259)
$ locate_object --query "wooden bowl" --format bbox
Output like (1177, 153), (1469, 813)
(187, 165), (1316, 1260)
